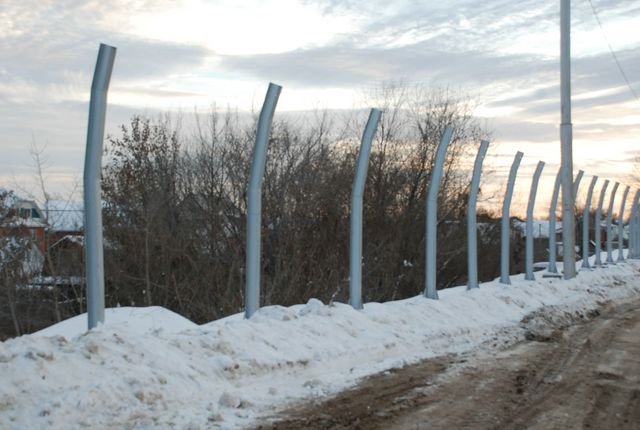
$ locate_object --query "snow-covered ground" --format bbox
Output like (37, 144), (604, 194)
(2, 253), (640, 429)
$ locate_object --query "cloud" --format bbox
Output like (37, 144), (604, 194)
(1, 36), (210, 89)
(110, 38), (211, 81)
(0, 0), (211, 102)
(215, 0), (639, 117)
(1, 0), (638, 201)
(217, 40), (543, 90)
(489, 119), (558, 143)
(477, 45), (640, 121)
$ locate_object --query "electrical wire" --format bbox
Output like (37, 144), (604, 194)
(586, 0), (640, 102)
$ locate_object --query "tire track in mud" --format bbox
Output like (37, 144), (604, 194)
(255, 297), (640, 430)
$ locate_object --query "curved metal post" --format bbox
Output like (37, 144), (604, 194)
(500, 151), (524, 285)
(594, 180), (609, 267)
(525, 161), (545, 281)
(605, 182), (619, 264)
(424, 126), (454, 299)
(245, 83), (282, 319)
(467, 140), (489, 290)
(547, 169), (561, 273)
(349, 109), (382, 310)
(581, 176), (598, 269)
(572, 170), (584, 201)
(548, 168), (581, 275)
(616, 185), (630, 263)
(84, 43), (116, 330)
(630, 190), (640, 259)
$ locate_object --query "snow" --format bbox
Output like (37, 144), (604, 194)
(32, 307), (198, 339)
(45, 200), (84, 232)
(1, 254), (640, 429)
(49, 234), (84, 247)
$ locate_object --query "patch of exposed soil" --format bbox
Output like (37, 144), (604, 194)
(256, 298), (640, 430)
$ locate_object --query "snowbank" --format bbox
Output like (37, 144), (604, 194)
(1, 257), (639, 429)
(33, 306), (198, 339)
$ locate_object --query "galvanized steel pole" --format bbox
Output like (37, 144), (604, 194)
(349, 108), (382, 310)
(636, 193), (640, 258)
(636, 193), (640, 259)
(467, 140), (489, 290)
(84, 43), (116, 330)
(594, 180), (609, 267)
(424, 126), (454, 300)
(636, 194), (640, 258)
(581, 176), (598, 269)
(525, 161), (545, 281)
(617, 185), (630, 263)
(630, 190), (640, 259)
(606, 182), (619, 264)
(548, 168), (561, 274)
(500, 151), (523, 285)
(560, 0), (576, 279)
(627, 191), (637, 259)
(245, 83), (282, 319)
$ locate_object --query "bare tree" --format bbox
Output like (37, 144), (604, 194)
(102, 115), (183, 308)
(356, 83), (492, 299)
(98, 83), (495, 323)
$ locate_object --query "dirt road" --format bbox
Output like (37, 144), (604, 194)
(257, 298), (640, 429)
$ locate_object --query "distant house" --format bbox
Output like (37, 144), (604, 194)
(1, 197), (86, 278)
(6, 200), (48, 254)
(46, 234), (84, 278)
(0, 199), (48, 275)
(44, 199), (84, 242)
(41, 200), (85, 279)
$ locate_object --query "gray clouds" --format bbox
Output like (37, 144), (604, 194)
(217, 42), (541, 88)
(1, 0), (639, 201)
(1, 1), (211, 96)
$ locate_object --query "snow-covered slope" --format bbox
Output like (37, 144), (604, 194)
(33, 306), (198, 339)
(1, 257), (639, 429)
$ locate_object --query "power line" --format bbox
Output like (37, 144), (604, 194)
(586, 0), (640, 102)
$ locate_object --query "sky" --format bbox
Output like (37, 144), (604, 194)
(1, 0), (639, 216)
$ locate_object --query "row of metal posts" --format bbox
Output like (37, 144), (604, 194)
(82, 45), (640, 328)
(243, 86), (640, 313)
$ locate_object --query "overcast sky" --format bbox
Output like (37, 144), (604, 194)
(1, 0), (639, 215)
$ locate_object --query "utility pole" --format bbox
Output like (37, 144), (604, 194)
(561, 0), (576, 278)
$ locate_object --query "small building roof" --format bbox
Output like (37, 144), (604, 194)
(44, 200), (84, 232)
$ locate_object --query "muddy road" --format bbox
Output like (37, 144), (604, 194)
(257, 298), (640, 429)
